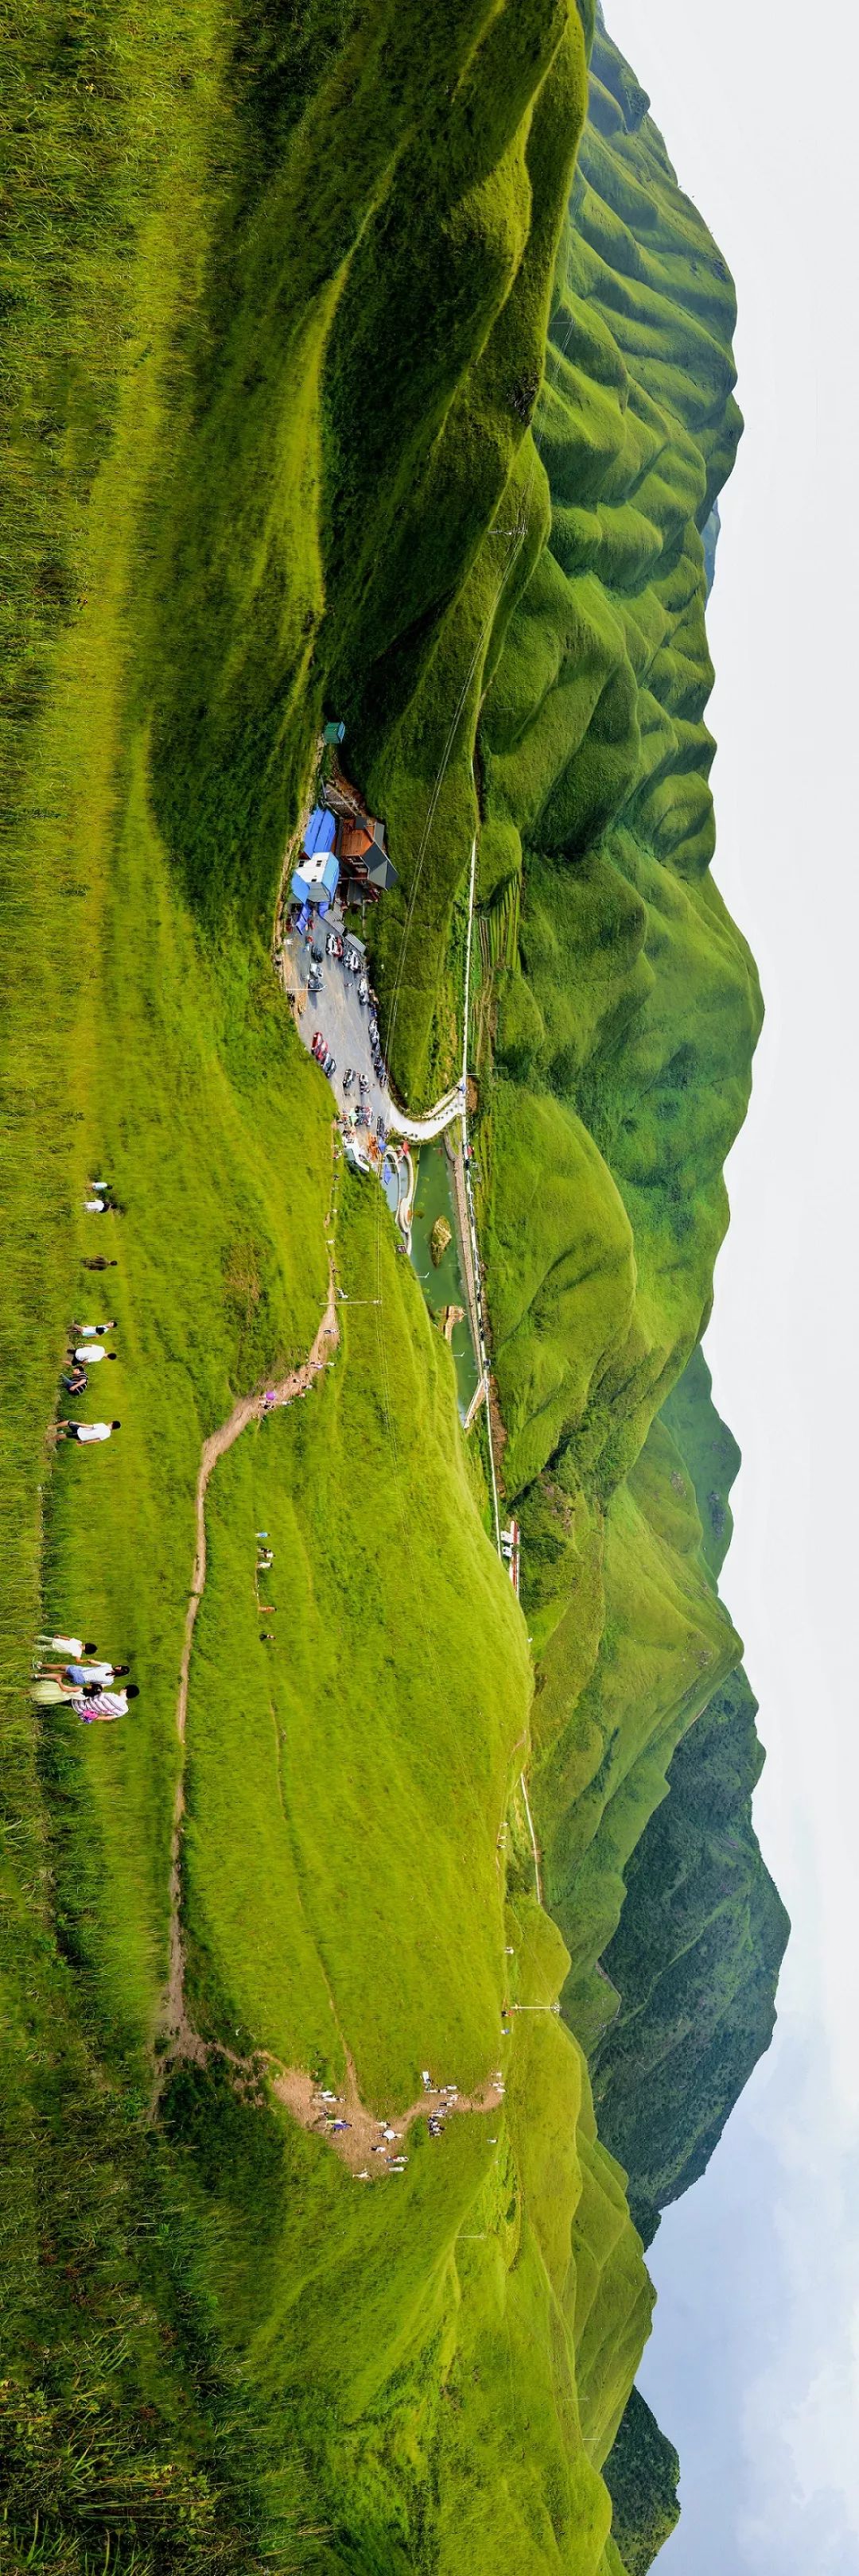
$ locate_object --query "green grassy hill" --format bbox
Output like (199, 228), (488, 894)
(2, 6), (784, 2571)
(592, 1356), (790, 2248)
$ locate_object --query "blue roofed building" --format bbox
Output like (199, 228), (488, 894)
(290, 807), (340, 909)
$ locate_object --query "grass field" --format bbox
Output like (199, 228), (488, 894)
(1, 7), (784, 2570)
(159, 1892), (654, 2576)
(184, 1180), (531, 2102)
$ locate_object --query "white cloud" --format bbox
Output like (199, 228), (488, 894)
(736, 2031), (859, 2566)
(601, 0), (859, 2564)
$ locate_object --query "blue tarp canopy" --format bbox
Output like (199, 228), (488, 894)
(303, 805), (336, 859)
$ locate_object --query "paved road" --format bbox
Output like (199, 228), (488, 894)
(282, 911), (464, 1145)
(284, 917), (392, 1141)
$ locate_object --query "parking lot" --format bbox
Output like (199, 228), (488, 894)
(282, 906), (394, 1148)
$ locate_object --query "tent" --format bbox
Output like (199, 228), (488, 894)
(303, 805), (337, 859)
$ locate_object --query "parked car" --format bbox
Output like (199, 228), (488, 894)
(359, 1073), (369, 1094)
(343, 1068), (355, 1092)
(312, 1030), (324, 1057)
(358, 976), (369, 1004)
(325, 1056), (336, 1080)
(310, 941), (324, 964)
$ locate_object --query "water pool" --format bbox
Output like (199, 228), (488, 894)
(408, 1141), (480, 1420)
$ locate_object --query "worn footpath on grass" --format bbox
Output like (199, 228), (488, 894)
(159, 1205), (514, 2175)
(162, 1263), (340, 2062)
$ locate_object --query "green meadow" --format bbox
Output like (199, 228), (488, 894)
(1, 4), (785, 2570)
(184, 1181), (531, 2101)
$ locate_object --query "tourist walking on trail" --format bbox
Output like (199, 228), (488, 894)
(54, 1420), (121, 1443)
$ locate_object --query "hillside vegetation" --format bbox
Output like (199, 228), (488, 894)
(2, 5), (784, 2572)
(593, 1355), (790, 2248)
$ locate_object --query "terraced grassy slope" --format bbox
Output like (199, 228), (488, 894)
(2, 5), (784, 2570)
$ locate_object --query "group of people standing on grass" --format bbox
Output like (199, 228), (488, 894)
(33, 1635), (139, 1724)
(51, 1188), (123, 1444)
(33, 1180), (134, 1724)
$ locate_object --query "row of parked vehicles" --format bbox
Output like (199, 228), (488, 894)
(325, 929), (359, 968)
(308, 918), (391, 1094)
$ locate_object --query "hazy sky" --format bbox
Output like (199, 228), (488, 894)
(602, 2), (859, 2566)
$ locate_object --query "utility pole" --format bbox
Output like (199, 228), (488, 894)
(461, 833), (502, 1556)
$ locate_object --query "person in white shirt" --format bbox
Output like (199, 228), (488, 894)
(68, 1344), (118, 1366)
(55, 1420), (121, 1443)
(37, 1661), (131, 1689)
(72, 1322), (116, 1338)
(35, 1634), (97, 1658)
(84, 1181), (121, 1215)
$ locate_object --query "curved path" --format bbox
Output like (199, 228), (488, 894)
(384, 1078), (465, 1144)
(160, 1267), (339, 2066)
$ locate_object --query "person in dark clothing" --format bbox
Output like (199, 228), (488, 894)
(83, 1258), (118, 1272)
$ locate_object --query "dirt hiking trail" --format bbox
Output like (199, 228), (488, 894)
(156, 1228), (509, 2174)
(160, 1266), (339, 2067)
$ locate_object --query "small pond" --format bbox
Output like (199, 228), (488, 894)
(408, 1140), (480, 1421)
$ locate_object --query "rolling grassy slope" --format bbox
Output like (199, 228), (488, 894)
(161, 1895), (654, 2576)
(184, 1180), (531, 2102)
(1, 5), (656, 2568)
(477, 21), (759, 1509)
(2, 5), (784, 2571)
(449, 26), (786, 2133)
